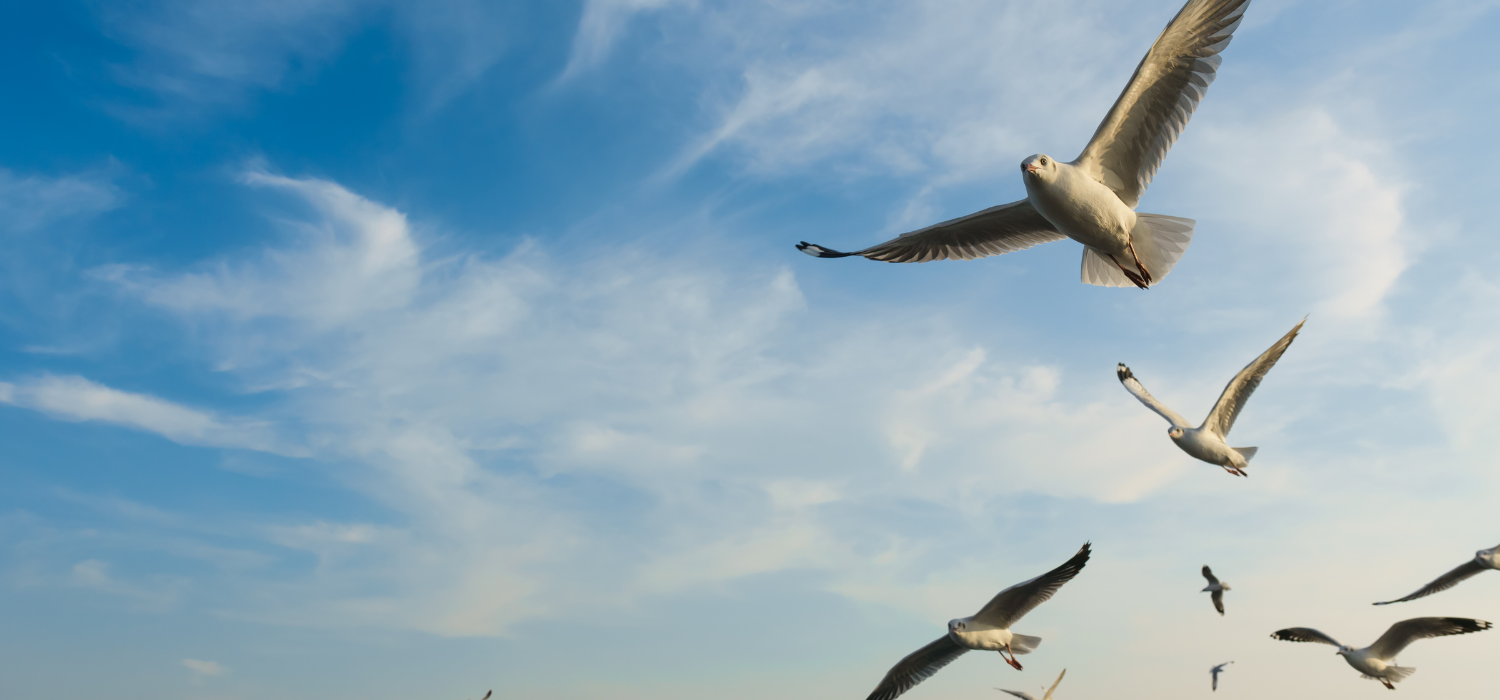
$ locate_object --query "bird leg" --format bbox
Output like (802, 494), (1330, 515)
(1126, 239), (1154, 287)
(1380, 678), (1395, 690)
(999, 645), (1024, 670)
(1109, 255), (1151, 290)
(1222, 465), (1248, 478)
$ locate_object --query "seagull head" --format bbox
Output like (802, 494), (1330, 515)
(1021, 154), (1057, 180)
(1336, 645), (1353, 657)
(1167, 426), (1185, 439)
(948, 619), (968, 633)
(1477, 546), (1498, 564)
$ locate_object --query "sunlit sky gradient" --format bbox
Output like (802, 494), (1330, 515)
(3, 1), (1500, 698)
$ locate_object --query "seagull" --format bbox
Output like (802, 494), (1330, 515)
(796, 0), (1252, 289)
(863, 544), (1091, 700)
(1201, 566), (1230, 615)
(1209, 661), (1233, 691)
(997, 669), (1067, 700)
(1117, 317), (1304, 477)
(1374, 543), (1500, 605)
(1270, 618), (1492, 689)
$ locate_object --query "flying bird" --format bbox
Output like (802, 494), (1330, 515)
(1270, 618), (1492, 690)
(1117, 317), (1304, 476)
(996, 668), (1067, 700)
(796, 0), (1252, 289)
(1202, 566), (1230, 615)
(863, 544), (1092, 700)
(1374, 543), (1500, 605)
(1209, 661), (1233, 691)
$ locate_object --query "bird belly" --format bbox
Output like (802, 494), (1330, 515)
(1345, 654), (1390, 678)
(1172, 430), (1238, 467)
(950, 626), (1012, 651)
(1024, 168), (1135, 254)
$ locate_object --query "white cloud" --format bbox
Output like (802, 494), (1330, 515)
(561, 0), (689, 81)
(95, 0), (518, 118)
(0, 375), (285, 453)
(0, 166), (122, 234)
(180, 658), (227, 676)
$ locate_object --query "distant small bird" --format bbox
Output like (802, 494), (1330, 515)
(1374, 543), (1500, 605)
(796, 0), (1253, 289)
(1117, 317), (1305, 476)
(1270, 618), (1492, 689)
(1201, 566), (1230, 615)
(863, 544), (1092, 700)
(1209, 661), (1233, 691)
(997, 668), (1067, 700)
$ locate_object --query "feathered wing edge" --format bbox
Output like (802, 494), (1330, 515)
(1373, 559), (1487, 605)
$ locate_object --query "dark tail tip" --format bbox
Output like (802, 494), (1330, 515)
(796, 241), (855, 258)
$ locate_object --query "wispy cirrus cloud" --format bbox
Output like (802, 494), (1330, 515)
(0, 374), (288, 454)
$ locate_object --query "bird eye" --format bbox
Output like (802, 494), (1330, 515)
(1040, 157), (1048, 165)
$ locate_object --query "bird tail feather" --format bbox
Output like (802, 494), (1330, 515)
(1078, 214), (1194, 287)
(1130, 213), (1195, 284)
(1010, 634), (1042, 655)
(1367, 667), (1415, 684)
(1232, 446), (1258, 461)
(1080, 247), (1134, 287)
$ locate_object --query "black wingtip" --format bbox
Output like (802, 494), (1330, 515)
(1116, 364), (1132, 382)
(796, 241), (856, 258)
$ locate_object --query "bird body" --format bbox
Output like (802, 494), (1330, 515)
(863, 544), (1091, 700)
(1271, 618), (1492, 689)
(1375, 544), (1500, 605)
(1201, 566), (1230, 615)
(1021, 157), (1137, 259)
(1118, 317), (1304, 476)
(1210, 661), (1233, 691)
(796, 0), (1251, 289)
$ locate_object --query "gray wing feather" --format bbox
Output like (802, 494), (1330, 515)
(974, 543), (1092, 630)
(1368, 617), (1492, 660)
(866, 636), (969, 700)
(1270, 627), (1342, 647)
(1118, 364), (1192, 429)
(1211, 589), (1224, 615)
(1074, 0), (1252, 207)
(1374, 559), (1488, 605)
(797, 199), (1063, 263)
(1201, 317), (1304, 437)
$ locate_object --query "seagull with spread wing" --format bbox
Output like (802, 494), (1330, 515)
(1117, 317), (1304, 477)
(863, 544), (1091, 700)
(1374, 543), (1500, 606)
(1201, 566), (1230, 615)
(996, 669), (1066, 700)
(1209, 661), (1232, 691)
(1270, 618), (1492, 689)
(796, 0), (1252, 289)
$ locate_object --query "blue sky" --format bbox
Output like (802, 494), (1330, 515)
(4, 0), (1500, 698)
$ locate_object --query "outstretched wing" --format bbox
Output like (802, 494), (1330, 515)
(1374, 559), (1488, 605)
(797, 199), (1063, 263)
(866, 636), (969, 700)
(1201, 317), (1305, 437)
(1073, 0), (1252, 207)
(1044, 668), (1067, 699)
(995, 689), (1036, 700)
(1270, 627), (1342, 647)
(1117, 364), (1192, 428)
(1211, 589), (1225, 615)
(1201, 565), (1219, 586)
(974, 543), (1092, 630)
(1368, 617), (1492, 660)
